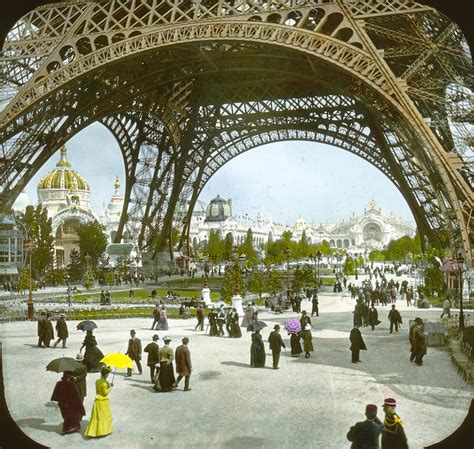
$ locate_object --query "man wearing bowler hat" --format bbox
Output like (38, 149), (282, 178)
(347, 403), (384, 449)
(381, 398), (408, 449)
(53, 313), (69, 348)
(268, 324), (286, 369)
(126, 329), (142, 376)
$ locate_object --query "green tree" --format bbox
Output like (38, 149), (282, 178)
(83, 264), (95, 290)
(223, 232), (234, 261)
(385, 235), (421, 262)
(247, 270), (265, 298)
(21, 205), (54, 277)
(296, 230), (311, 259)
(17, 266), (30, 293)
(266, 269), (282, 295)
(77, 221), (108, 268)
(67, 248), (82, 282)
(105, 269), (116, 287)
(207, 230), (224, 264)
(45, 268), (65, 286)
(369, 250), (385, 262)
(221, 260), (244, 302)
(239, 228), (257, 265)
(343, 257), (356, 275)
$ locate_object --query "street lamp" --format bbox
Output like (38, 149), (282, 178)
(284, 247), (291, 301)
(24, 238), (35, 320)
(456, 252), (465, 332)
(310, 250), (322, 289)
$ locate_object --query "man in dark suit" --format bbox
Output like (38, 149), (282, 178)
(126, 329), (142, 376)
(347, 403), (384, 449)
(173, 337), (192, 391)
(144, 334), (160, 383)
(268, 324), (286, 369)
(311, 292), (319, 317)
(350, 325), (367, 363)
(388, 305), (402, 333)
(53, 313), (69, 348)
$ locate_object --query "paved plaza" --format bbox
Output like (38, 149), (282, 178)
(2, 292), (473, 449)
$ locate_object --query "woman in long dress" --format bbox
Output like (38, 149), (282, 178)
(80, 330), (104, 373)
(208, 309), (218, 336)
(231, 308), (242, 338)
(250, 330), (265, 367)
(241, 305), (254, 328)
(301, 324), (314, 358)
(290, 332), (303, 357)
(156, 307), (169, 331)
(84, 366), (113, 438)
(51, 371), (85, 435)
(155, 337), (175, 392)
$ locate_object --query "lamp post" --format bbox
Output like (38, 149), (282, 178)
(284, 247), (291, 301)
(457, 252), (465, 332)
(310, 250), (322, 289)
(24, 238), (35, 319)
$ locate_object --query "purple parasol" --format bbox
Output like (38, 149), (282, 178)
(284, 318), (301, 334)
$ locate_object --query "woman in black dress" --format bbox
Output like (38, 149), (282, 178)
(80, 330), (104, 373)
(290, 332), (303, 357)
(231, 308), (242, 338)
(250, 330), (265, 367)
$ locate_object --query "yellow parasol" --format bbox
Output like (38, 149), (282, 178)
(100, 353), (133, 382)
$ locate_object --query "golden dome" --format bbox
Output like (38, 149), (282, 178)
(37, 146), (89, 191)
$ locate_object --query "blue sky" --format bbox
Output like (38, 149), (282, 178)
(23, 122), (414, 225)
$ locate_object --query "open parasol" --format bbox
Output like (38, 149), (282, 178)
(100, 353), (133, 382)
(284, 318), (301, 334)
(76, 320), (98, 332)
(246, 321), (267, 332)
(46, 357), (82, 373)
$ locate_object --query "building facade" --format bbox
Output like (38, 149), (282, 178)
(188, 196), (416, 253)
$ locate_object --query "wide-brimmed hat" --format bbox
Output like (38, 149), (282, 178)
(414, 317), (423, 324)
(383, 398), (397, 407)
(75, 353), (84, 361)
(273, 324), (280, 330)
(152, 334), (159, 340)
(163, 336), (172, 342)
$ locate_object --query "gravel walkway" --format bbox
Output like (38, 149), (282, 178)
(2, 292), (472, 449)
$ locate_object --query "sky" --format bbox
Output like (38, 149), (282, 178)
(22, 122), (415, 225)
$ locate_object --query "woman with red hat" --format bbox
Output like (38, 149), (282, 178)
(381, 398), (408, 449)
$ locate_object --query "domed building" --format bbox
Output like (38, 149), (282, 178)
(37, 146), (99, 266)
(204, 195), (232, 222)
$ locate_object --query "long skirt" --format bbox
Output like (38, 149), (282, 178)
(157, 362), (175, 391)
(156, 318), (169, 331)
(84, 396), (113, 437)
(290, 334), (303, 356)
(209, 322), (218, 336)
(250, 344), (265, 367)
(232, 322), (242, 338)
(59, 404), (83, 434)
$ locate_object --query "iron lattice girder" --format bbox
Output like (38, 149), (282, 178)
(0, 0), (472, 261)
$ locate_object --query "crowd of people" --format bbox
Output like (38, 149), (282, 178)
(32, 266), (434, 446)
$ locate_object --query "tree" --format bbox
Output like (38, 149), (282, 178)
(239, 228), (257, 265)
(83, 264), (95, 290)
(343, 257), (356, 275)
(77, 221), (108, 268)
(247, 270), (265, 298)
(17, 266), (30, 293)
(20, 205), (54, 277)
(223, 232), (234, 261)
(45, 268), (65, 286)
(67, 248), (82, 282)
(369, 250), (385, 262)
(296, 230), (311, 259)
(385, 235), (421, 262)
(105, 269), (116, 287)
(266, 269), (282, 295)
(207, 230), (224, 264)
(221, 259), (245, 303)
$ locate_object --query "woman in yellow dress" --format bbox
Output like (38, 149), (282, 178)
(84, 366), (113, 437)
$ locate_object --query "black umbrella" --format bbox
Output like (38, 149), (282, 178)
(246, 321), (267, 332)
(76, 320), (98, 331)
(46, 357), (82, 373)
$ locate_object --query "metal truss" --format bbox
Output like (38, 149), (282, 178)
(0, 0), (472, 263)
